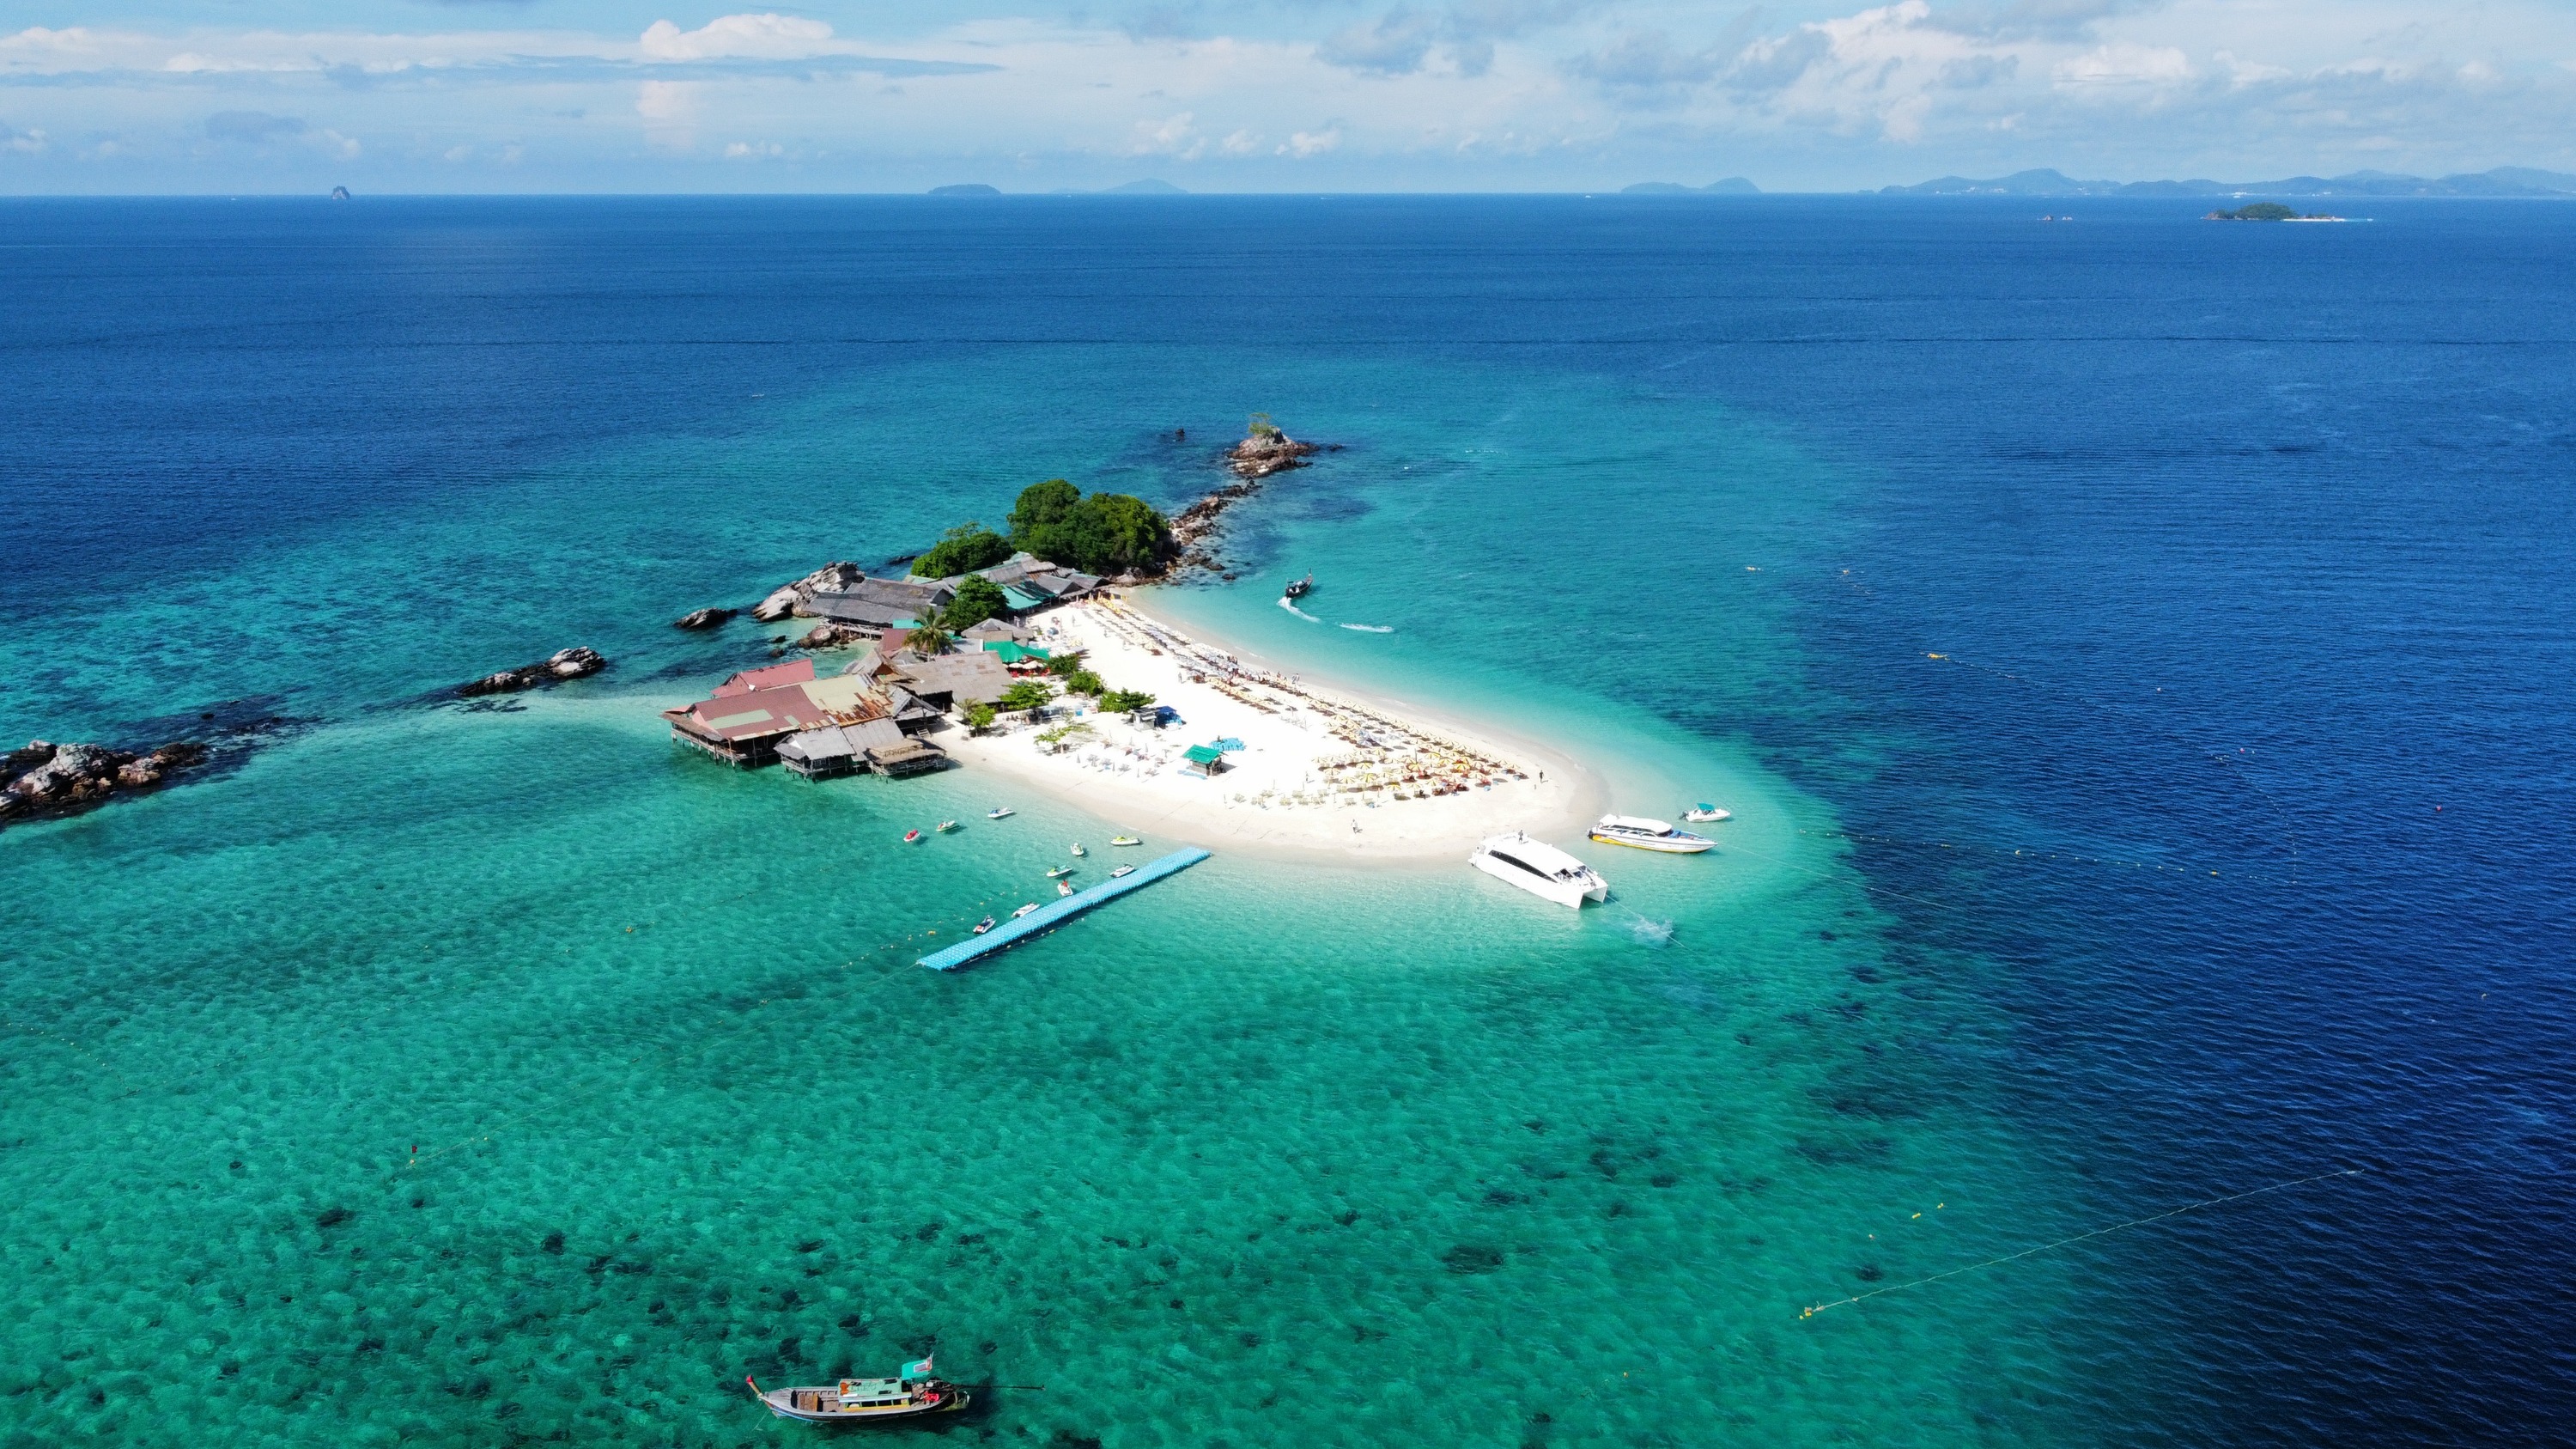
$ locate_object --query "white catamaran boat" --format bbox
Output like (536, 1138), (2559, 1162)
(1588, 814), (1716, 854)
(1469, 831), (1609, 909)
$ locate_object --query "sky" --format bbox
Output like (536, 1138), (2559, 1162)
(3, 1), (2574, 192)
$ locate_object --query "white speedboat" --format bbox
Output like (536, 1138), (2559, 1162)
(1682, 803), (1731, 824)
(1469, 831), (1608, 909)
(987, 807), (1015, 819)
(1588, 815), (1715, 854)
(1110, 865), (1134, 879)
(1070, 843), (1086, 857)
(1011, 902), (1041, 919)
(1056, 879), (1073, 897)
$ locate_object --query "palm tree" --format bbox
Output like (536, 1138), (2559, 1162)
(904, 621), (954, 656)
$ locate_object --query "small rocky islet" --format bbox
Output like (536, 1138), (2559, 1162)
(1, 739), (208, 824)
(453, 646), (608, 698)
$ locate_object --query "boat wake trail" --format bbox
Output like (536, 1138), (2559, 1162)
(1278, 599), (1321, 622)
(1339, 623), (1394, 633)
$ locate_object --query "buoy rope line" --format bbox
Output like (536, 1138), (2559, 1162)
(1817, 565), (2306, 887)
(1795, 825), (2284, 884)
(1911, 649), (2306, 887)
(1799, 1167), (2365, 1320)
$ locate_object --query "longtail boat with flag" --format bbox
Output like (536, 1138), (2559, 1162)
(746, 1355), (968, 1422)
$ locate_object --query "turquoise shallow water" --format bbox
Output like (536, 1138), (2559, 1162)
(2, 347), (2082, 1446)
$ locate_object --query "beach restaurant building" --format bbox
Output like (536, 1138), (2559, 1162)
(663, 659), (920, 770)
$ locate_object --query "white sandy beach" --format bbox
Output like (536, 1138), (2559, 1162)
(935, 597), (1602, 863)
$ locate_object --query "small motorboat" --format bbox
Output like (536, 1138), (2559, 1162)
(1012, 902), (1041, 919)
(749, 1361), (969, 1423)
(1110, 865), (1135, 879)
(1683, 804), (1732, 824)
(987, 807), (1016, 819)
(1589, 815), (1716, 854)
(1070, 843), (1087, 857)
(902, 829), (923, 844)
(1285, 571), (1314, 599)
(971, 916), (996, 935)
(1046, 865), (1075, 880)
(936, 820), (960, 833)
(1110, 835), (1141, 847)
(1056, 879), (1074, 897)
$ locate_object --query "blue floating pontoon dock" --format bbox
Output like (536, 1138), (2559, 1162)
(919, 847), (1212, 971)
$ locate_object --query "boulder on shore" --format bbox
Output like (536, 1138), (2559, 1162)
(797, 624), (869, 649)
(457, 647), (607, 698)
(673, 607), (736, 630)
(752, 561), (865, 622)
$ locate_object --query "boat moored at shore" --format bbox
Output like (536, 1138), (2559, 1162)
(1588, 815), (1715, 854)
(1469, 831), (1608, 908)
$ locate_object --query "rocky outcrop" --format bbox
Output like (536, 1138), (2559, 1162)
(796, 624), (871, 649)
(1228, 423), (1321, 480)
(1170, 479), (1258, 560)
(752, 562), (865, 622)
(673, 606), (736, 630)
(456, 647), (606, 698)
(1, 739), (208, 821)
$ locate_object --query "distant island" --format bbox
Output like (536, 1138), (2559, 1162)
(932, 180), (1189, 197)
(1622, 179), (1759, 195)
(2207, 203), (2344, 222)
(1881, 166), (2576, 198)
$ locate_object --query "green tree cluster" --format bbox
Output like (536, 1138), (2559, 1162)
(1100, 689), (1157, 715)
(1043, 649), (1089, 678)
(962, 701), (998, 734)
(1060, 668), (1104, 697)
(911, 521), (1012, 579)
(999, 679), (1054, 713)
(941, 575), (1010, 630)
(1006, 479), (1172, 576)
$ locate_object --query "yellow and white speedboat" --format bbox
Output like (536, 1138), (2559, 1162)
(1587, 814), (1716, 854)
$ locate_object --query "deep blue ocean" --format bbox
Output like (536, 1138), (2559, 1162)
(3, 195), (2571, 1446)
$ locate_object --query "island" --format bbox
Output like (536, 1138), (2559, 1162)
(662, 430), (1598, 860)
(2207, 203), (2346, 222)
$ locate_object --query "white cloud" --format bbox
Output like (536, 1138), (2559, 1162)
(2053, 42), (2192, 88)
(1128, 111), (1202, 156)
(635, 80), (699, 121)
(1321, 12), (1443, 76)
(641, 14), (836, 63)
(723, 140), (785, 158)
(2, 3), (2575, 189)
(2, 121), (47, 154)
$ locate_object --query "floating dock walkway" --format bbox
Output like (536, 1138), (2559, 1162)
(919, 847), (1212, 971)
